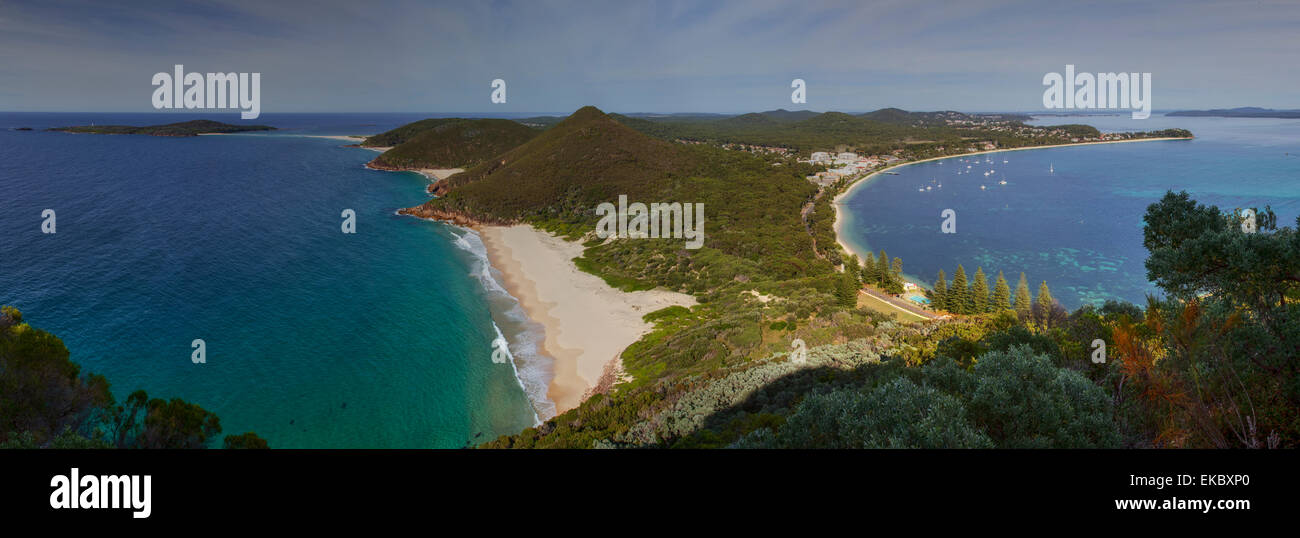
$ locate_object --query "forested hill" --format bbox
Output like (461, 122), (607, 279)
(402, 105), (828, 282)
(603, 107), (1169, 155)
(364, 118), (540, 171)
(404, 106), (704, 223)
(858, 108), (1031, 126)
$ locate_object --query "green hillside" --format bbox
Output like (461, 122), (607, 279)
(366, 118), (540, 170)
(418, 106), (697, 217)
(604, 107), (1180, 157)
(607, 108), (1043, 154)
(404, 106), (829, 282)
(361, 118), (465, 147)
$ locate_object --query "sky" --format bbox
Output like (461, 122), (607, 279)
(1, 0), (1297, 114)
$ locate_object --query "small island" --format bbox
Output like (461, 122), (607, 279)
(47, 119), (275, 136)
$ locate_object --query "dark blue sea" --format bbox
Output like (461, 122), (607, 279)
(0, 113), (547, 448)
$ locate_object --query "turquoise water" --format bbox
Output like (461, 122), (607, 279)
(0, 113), (543, 448)
(840, 114), (1300, 309)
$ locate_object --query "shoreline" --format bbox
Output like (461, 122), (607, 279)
(832, 136), (1192, 273)
(360, 145), (465, 183)
(476, 225), (696, 416)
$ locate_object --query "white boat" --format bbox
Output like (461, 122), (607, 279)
(980, 185), (987, 190)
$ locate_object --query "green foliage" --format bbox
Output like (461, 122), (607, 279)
(362, 118), (464, 147)
(1122, 191), (1300, 447)
(970, 267), (990, 313)
(950, 265), (969, 314)
(223, 432), (270, 449)
(991, 271), (1011, 312)
(369, 119), (539, 170)
(611, 108), (1173, 157)
(737, 377), (993, 449)
(0, 310), (113, 446)
(834, 271), (860, 307)
(1143, 190), (1297, 317)
(965, 345), (1120, 448)
(125, 393), (222, 449)
(1036, 281), (1054, 313)
(0, 307), (265, 449)
(1014, 272), (1032, 316)
(931, 269), (948, 311)
(1, 306), (22, 324)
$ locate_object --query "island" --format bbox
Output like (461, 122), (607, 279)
(47, 119), (275, 136)
(1168, 107), (1300, 119)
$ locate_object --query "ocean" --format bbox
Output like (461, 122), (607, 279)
(838, 114), (1300, 309)
(0, 113), (546, 448)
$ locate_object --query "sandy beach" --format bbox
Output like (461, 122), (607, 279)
(832, 136), (1192, 266)
(415, 168), (463, 181)
(306, 135), (368, 142)
(478, 225), (696, 414)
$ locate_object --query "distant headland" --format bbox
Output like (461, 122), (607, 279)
(1167, 107), (1300, 119)
(47, 119), (275, 136)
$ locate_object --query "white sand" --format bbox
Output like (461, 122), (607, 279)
(417, 168), (464, 181)
(304, 135), (368, 142)
(478, 225), (696, 414)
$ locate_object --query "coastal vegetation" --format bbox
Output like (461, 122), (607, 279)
(609, 108), (1190, 158)
(0, 306), (267, 449)
(489, 187), (1296, 450)
(47, 119), (274, 136)
(927, 265), (1061, 321)
(364, 118), (540, 171)
(389, 105), (1285, 449)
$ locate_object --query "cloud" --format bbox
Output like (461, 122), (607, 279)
(2, 0), (1297, 113)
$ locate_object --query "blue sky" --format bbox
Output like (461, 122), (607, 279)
(1, 0), (1297, 114)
